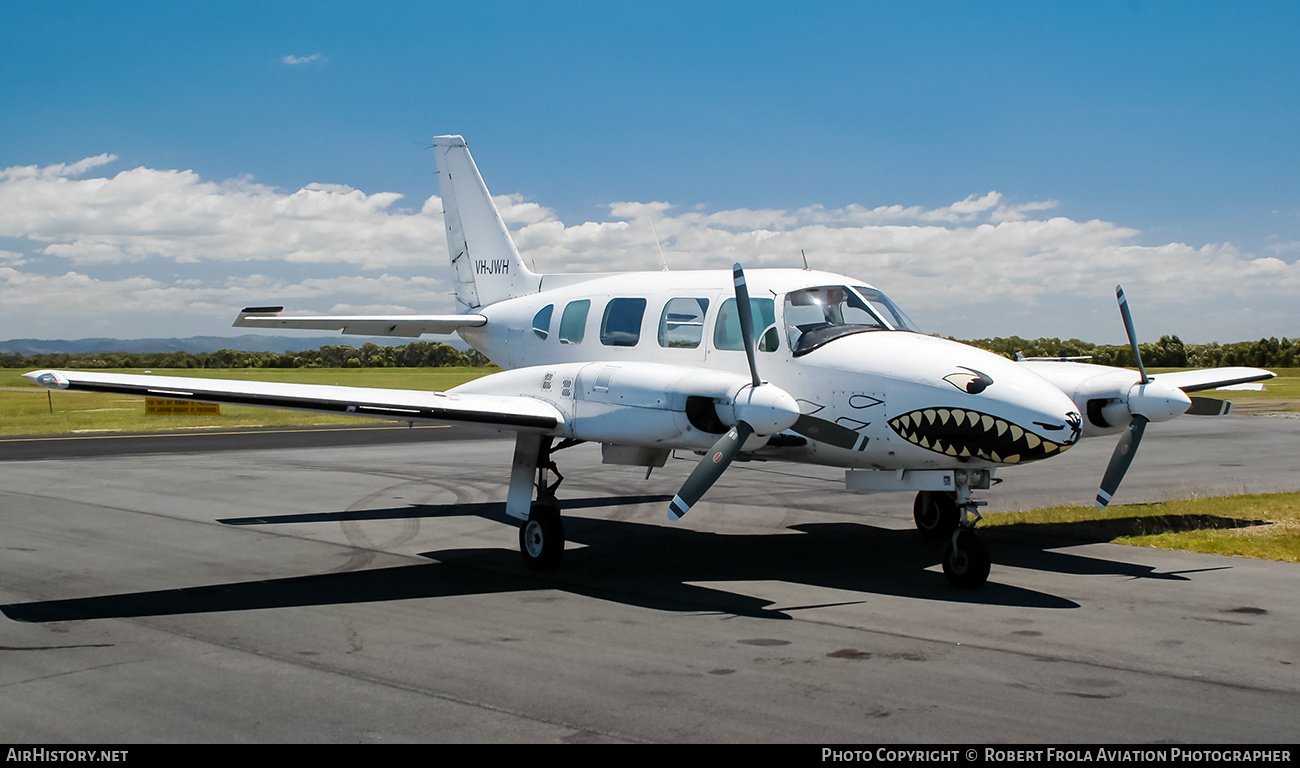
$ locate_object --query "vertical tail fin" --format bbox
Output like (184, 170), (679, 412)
(433, 135), (540, 311)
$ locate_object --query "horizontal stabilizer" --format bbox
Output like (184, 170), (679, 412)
(24, 369), (560, 432)
(234, 307), (486, 337)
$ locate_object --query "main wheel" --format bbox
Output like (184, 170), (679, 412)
(941, 529), (990, 588)
(519, 499), (564, 570)
(914, 490), (959, 541)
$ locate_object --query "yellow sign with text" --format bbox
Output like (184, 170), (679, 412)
(145, 398), (221, 415)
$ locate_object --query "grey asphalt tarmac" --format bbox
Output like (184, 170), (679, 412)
(1, 415), (1298, 743)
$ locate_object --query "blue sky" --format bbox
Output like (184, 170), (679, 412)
(2, 1), (1298, 343)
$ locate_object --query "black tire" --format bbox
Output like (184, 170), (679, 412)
(941, 530), (990, 588)
(913, 490), (959, 541)
(519, 499), (564, 570)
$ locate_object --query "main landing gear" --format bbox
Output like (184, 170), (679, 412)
(913, 470), (991, 588)
(520, 498), (563, 570)
(509, 434), (581, 570)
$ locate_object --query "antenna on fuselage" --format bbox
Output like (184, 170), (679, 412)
(649, 214), (669, 271)
(801, 249), (810, 270)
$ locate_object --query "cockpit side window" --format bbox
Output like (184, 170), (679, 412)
(713, 298), (778, 352)
(783, 285), (891, 356)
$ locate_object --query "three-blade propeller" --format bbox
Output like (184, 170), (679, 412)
(1095, 286), (1189, 508)
(668, 264), (799, 521)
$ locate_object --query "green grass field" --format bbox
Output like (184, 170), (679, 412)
(983, 492), (1300, 563)
(1180, 367), (1300, 412)
(1, 367), (496, 436)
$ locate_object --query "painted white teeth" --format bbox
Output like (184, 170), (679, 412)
(889, 408), (1066, 464)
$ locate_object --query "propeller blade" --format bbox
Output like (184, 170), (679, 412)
(1186, 396), (1232, 416)
(1095, 414), (1148, 509)
(733, 263), (762, 388)
(1115, 285), (1150, 385)
(668, 422), (753, 520)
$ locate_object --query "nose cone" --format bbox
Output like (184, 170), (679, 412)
(882, 337), (1082, 465)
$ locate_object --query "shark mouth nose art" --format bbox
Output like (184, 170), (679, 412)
(889, 408), (1071, 464)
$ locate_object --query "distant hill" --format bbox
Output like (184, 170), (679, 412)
(0, 335), (468, 356)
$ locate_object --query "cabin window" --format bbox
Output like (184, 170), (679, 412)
(658, 297), (709, 349)
(600, 298), (647, 347)
(713, 297), (778, 352)
(559, 300), (589, 344)
(532, 305), (553, 340)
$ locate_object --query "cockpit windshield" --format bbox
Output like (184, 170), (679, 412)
(783, 285), (917, 356)
(852, 286), (919, 334)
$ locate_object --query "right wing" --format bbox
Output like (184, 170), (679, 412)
(24, 370), (560, 432)
(1149, 366), (1276, 393)
(233, 306), (487, 338)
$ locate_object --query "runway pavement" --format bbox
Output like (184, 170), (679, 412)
(1, 414), (1298, 743)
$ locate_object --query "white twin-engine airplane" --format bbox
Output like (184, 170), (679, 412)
(27, 136), (1275, 588)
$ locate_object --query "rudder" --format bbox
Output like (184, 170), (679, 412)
(434, 135), (541, 311)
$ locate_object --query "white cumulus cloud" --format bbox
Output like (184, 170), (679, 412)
(282, 53), (326, 65)
(1, 156), (1295, 342)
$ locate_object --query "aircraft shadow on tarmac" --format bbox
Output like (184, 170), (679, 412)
(2, 496), (1246, 624)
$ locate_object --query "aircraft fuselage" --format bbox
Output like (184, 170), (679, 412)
(452, 267), (1083, 472)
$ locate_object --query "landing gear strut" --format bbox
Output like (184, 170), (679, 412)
(509, 435), (581, 570)
(916, 470), (992, 588)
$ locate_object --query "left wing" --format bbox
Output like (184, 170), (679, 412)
(233, 306), (487, 338)
(24, 370), (560, 431)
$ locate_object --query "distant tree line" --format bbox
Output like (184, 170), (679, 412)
(1, 341), (493, 370)
(5, 335), (1295, 370)
(958, 335), (1300, 369)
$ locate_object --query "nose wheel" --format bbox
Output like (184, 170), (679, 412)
(913, 490), (959, 541)
(916, 471), (991, 588)
(941, 528), (990, 588)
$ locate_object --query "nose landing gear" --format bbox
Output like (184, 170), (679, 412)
(913, 470), (991, 588)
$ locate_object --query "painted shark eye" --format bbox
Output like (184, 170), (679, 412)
(943, 367), (993, 394)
